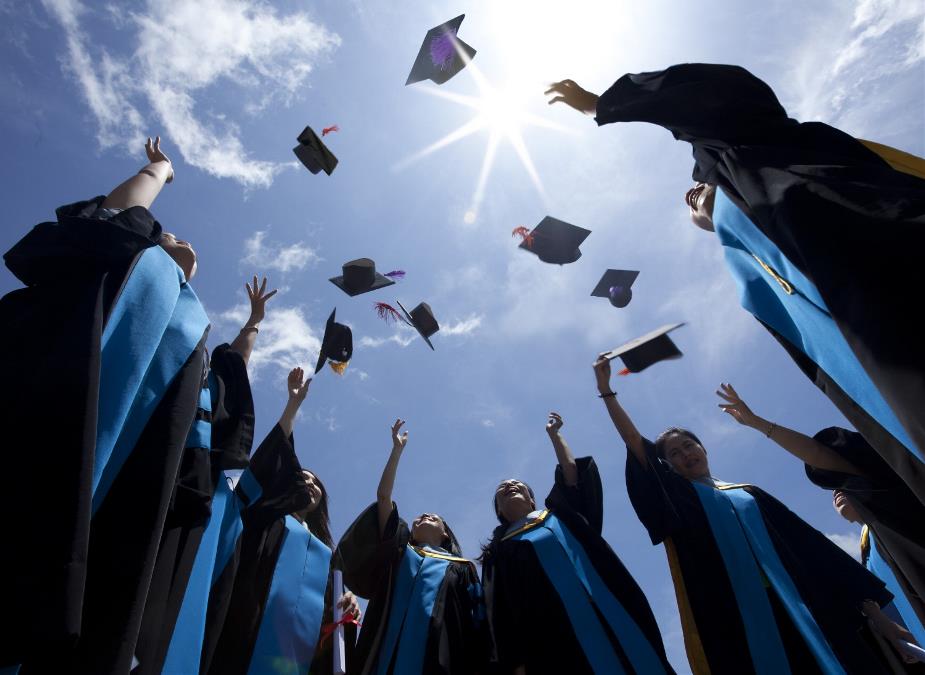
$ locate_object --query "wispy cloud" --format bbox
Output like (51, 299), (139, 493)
(41, 0), (340, 187)
(240, 231), (320, 273)
(442, 314), (483, 336)
(826, 531), (862, 561)
(359, 314), (483, 349)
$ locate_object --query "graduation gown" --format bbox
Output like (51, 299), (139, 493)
(595, 63), (925, 502)
(337, 503), (484, 675)
(806, 427), (925, 634)
(627, 438), (894, 674)
(209, 424), (331, 675)
(0, 197), (210, 673)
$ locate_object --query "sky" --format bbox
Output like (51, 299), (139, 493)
(1, 0), (922, 671)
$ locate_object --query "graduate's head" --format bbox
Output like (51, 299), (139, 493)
(656, 427), (711, 480)
(295, 470), (333, 548)
(832, 489), (862, 524)
(410, 513), (450, 549)
(494, 479), (536, 525)
(685, 182), (717, 232)
(160, 231), (198, 280)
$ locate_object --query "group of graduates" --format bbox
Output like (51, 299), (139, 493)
(1, 61), (924, 675)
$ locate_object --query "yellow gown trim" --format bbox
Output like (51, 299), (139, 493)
(664, 537), (712, 675)
(859, 139), (925, 180)
(500, 509), (551, 541)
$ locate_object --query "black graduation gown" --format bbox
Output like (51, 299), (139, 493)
(594, 63), (925, 502)
(806, 426), (925, 627)
(337, 503), (484, 675)
(482, 457), (674, 675)
(132, 343), (255, 675)
(626, 438), (894, 674)
(0, 197), (208, 674)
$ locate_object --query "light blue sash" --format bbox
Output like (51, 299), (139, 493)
(247, 516), (331, 675)
(507, 511), (667, 674)
(866, 530), (925, 647)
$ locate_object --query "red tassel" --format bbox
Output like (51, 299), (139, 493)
(617, 368), (631, 376)
(374, 302), (404, 324)
(322, 124), (339, 136)
(512, 226), (534, 249)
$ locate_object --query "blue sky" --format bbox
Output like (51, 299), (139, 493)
(1, 0), (922, 670)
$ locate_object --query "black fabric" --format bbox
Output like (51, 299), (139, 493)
(626, 438), (893, 674)
(482, 457), (674, 675)
(208, 425), (312, 675)
(209, 343), (256, 470)
(595, 63), (925, 503)
(337, 503), (485, 675)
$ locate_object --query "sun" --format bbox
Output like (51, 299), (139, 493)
(393, 60), (570, 223)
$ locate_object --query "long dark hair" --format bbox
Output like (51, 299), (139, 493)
(301, 471), (333, 549)
(654, 427), (705, 460)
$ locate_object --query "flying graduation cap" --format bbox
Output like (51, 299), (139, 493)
(330, 258), (403, 297)
(397, 300), (439, 350)
(516, 216), (591, 265)
(602, 323), (685, 374)
(315, 309), (353, 374)
(591, 269), (640, 308)
(406, 14), (476, 86)
(293, 126), (338, 175)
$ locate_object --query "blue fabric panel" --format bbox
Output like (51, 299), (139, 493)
(723, 488), (845, 675)
(237, 467), (263, 505)
(692, 483), (790, 675)
(185, 385), (213, 449)
(867, 534), (925, 647)
(713, 190), (920, 460)
(247, 516), (331, 675)
(213, 479), (245, 580)
(392, 554), (451, 675)
(375, 547), (423, 675)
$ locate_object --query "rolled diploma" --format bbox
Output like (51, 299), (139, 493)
(333, 569), (346, 675)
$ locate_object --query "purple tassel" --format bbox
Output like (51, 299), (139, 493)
(384, 270), (405, 280)
(429, 31), (456, 69)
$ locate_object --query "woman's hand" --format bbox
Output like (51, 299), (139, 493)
(593, 354), (613, 394)
(145, 136), (174, 183)
(546, 411), (564, 436)
(716, 383), (759, 428)
(391, 419), (409, 453)
(288, 367), (310, 404)
(544, 79), (600, 116)
(862, 600), (919, 663)
(245, 275), (277, 326)
(337, 591), (362, 621)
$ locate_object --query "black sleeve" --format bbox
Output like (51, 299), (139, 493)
(482, 547), (528, 672)
(625, 438), (687, 545)
(236, 424), (309, 527)
(208, 343), (255, 470)
(545, 456), (604, 534)
(805, 426), (900, 490)
(335, 502), (410, 600)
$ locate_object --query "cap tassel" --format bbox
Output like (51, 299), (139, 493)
(512, 226), (534, 249)
(374, 302), (406, 325)
(383, 270), (406, 280)
(617, 368), (632, 376)
(322, 125), (339, 136)
(329, 360), (349, 375)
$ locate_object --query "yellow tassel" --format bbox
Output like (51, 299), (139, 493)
(328, 360), (348, 376)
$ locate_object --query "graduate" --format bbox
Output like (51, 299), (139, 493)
(481, 412), (675, 675)
(209, 367), (359, 675)
(545, 64), (925, 505)
(337, 418), (485, 675)
(592, 355), (916, 674)
(0, 137), (213, 673)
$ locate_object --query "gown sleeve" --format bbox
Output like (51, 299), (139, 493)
(208, 343), (255, 470)
(625, 438), (688, 544)
(335, 502), (410, 600)
(804, 426), (901, 491)
(545, 456), (604, 534)
(235, 424), (310, 528)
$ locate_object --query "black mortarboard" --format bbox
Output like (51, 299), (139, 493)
(396, 300), (439, 350)
(293, 126), (338, 176)
(602, 323), (685, 373)
(329, 258), (397, 297)
(518, 216), (591, 265)
(314, 308), (353, 374)
(406, 14), (476, 86)
(591, 269), (640, 308)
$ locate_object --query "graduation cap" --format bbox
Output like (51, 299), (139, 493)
(314, 309), (353, 374)
(591, 269), (640, 308)
(397, 300), (439, 350)
(406, 14), (476, 86)
(293, 126), (338, 175)
(330, 259), (403, 297)
(516, 216), (591, 265)
(602, 323), (685, 374)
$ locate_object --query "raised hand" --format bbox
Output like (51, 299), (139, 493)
(287, 367), (311, 403)
(546, 411), (564, 435)
(716, 383), (759, 427)
(145, 136), (174, 183)
(337, 591), (362, 621)
(593, 353), (613, 394)
(544, 79), (599, 116)
(246, 275), (277, 326)
(391, 418), (409, 453)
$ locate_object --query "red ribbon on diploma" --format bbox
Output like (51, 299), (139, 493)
(319, 614), (361, 646)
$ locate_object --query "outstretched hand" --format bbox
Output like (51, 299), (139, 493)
(246, 275), (277, 325)
(545, 79), (599, 116)
(593, 353), (613, 394)
(145, 136), (174, 183)
(391, 418), (409, 453)
(716, 383), (759, 427)
(287, 367), (311, 403)
(546, 411), (564, 435)
(337, 591), (362, 621)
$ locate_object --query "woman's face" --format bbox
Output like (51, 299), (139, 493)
(301, 471), (323, 514)
(833, 489), (861, 523)
(685, 182), (717, 232)
(411, 513), (447, 548)
(495, 479), (535, 523)
(160, 232), (198, 280)
(662, 433), (711, 480)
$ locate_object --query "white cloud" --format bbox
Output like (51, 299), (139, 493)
(442, 314), (484, 337)
(41, 0), (340, 187)
(359, 332), (417, 349)
(359, 315), (482, 349)
(481, 419), (495, 428)
(241, 231), (319, 273)
(826, 531), (862, 561)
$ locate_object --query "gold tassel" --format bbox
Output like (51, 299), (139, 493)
(328, 360), (349, 376)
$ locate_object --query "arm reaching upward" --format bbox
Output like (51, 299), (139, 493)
(376, 419), (408, 537)
(228, 275), (277, 366)
(278, 367), (310, 437)
(102, 136), (175, 211)
(545, 412), (578, 487)
(593, 355), (646, 467)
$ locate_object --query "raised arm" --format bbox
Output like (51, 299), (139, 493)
(228, 275), (277, 366)
(278, 367), (310, 437)
(101, 136), (175, 211)
(593, 355), (646, 467)
(376, 419), (408, 537)
(716, 383), (861, 475)
(545, 412), (578, 487)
